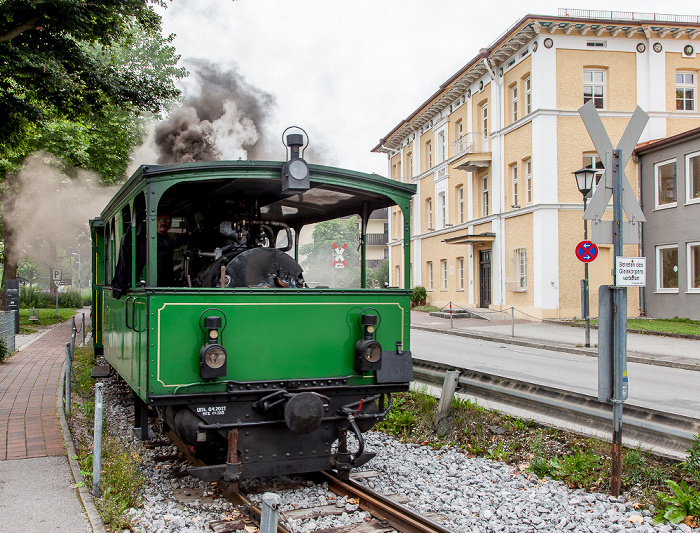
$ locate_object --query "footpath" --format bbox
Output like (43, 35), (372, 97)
(0, 313), (104, 533)
(410, 311), (700, 371)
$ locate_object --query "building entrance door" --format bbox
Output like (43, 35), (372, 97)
(479, 250), (491, 308)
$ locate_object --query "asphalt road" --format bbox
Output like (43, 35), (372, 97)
(411, 329), (700, 420)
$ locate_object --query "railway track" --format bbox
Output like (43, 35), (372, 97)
(166, 430), (454, 533)
(412, 357), (700, 457)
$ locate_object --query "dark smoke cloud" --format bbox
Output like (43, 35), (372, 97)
(154, 59), (278, 164)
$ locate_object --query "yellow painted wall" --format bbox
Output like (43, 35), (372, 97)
(556, 49), (637, 111)
(504, 213), (534, 309)
(503, 122), (533, 210)
(504, 56), (532, 126)
(667, 118), (700, 137)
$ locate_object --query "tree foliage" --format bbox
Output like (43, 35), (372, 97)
(300, 218), (362, 288)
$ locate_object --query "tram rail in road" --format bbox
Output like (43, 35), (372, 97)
(412, 358), (700, 457)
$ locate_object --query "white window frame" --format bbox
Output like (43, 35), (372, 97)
(525, 76), (532, 115)
(395, 265), (401, 288)
(511, 248), (527, 291)
(526, 159), (533, 204)
(511, 164), (519, 207)
(482, 176), (489, 217)
(427, 140), (432, 168)
(408, 153), (413, 178)
(511, 84), (518, 122)
(458, 257), (465, 290)
(656, 244), (679, 293)
(438, 191), (446, 228)
(582, 152), (605, 195)
(685, 150), (700, 204)
(457, 186), (464, 223)
(427, 261), (433, 290)
(437, 130), (447, 164)
(482, 104), (488, 139)
(654, 158), (677, 209)
(676, 72), (696, 111)
(441, 260), (448, 290)
(583, 69), (605, 109)
(687, 242), (700, 293)
(427, 198), (433, 230)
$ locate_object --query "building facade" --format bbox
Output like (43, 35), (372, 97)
(634, 128), (700, 319)
(373, 9), (700, 318)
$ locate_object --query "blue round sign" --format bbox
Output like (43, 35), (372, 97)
(576, 240), (598, 263)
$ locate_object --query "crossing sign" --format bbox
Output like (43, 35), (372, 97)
(332, 243), (347, 268)
(575, 240), (598, 262)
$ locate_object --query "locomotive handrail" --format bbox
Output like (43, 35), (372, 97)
(125, 296), (134, 330)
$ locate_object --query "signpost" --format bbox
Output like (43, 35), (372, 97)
(579, 100), (649, 497)
(52, 269), (62, 317)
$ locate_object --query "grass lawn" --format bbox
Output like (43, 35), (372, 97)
(585, 316), (700, 336)
(17, 308), (79, 334)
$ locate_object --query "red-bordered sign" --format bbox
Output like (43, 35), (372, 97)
(575, 240), (599, 263)
(332, 243), (347, 267)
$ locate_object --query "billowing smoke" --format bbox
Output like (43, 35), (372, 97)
(4, 152), (118, 269)
(154, 59), (278, 164)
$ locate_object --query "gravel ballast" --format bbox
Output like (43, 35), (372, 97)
(92, 374), (697, 533)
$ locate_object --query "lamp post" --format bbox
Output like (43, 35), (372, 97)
(71, 252), (81, 290)
(573, 167), (597, 348)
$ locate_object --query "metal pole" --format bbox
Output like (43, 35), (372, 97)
(611, 148), (625, 497)
(93, 382), (104, 497)
(71, 316), (76, 354)
(82, 313), (86, 346)
(449, 301), (453, 329)
(55, 287), (59, 318)
(584, 196), (591, 348)
(511, 307), (515, 337)
(64, 343), (71, 414)
(260, 492), (281, 533)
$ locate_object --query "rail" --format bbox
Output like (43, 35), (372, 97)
(412, 358), (700, 456)
(557, 8), (700, 23)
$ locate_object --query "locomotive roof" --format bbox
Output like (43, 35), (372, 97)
(100, 160), (415, 226)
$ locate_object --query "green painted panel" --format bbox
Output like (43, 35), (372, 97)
(147, 290), (410, 396)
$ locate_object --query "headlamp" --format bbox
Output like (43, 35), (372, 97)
(355, 312), (382, 372)
(200, 315), (227, 379)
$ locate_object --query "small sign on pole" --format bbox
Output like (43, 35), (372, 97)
(52, 269), (62, 282)
(332, 243), (347, 269)
(615, 257), (646, 287)
(575, 240), (598, 263)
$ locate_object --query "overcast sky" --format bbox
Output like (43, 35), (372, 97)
(155, 0), (700, 176)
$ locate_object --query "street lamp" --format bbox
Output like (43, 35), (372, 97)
(573, 167), (597, 348)
(71, 252), (81, 290)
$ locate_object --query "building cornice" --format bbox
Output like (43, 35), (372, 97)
(372, 12), (700, 155)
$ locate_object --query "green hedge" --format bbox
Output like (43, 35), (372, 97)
(20, 286), (85, 309)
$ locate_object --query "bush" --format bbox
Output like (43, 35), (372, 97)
(0, 336), (7, 364)
(19, 286), (43, 308)
(82, 294), (93, 307)
(57, 290), (84, 309)
(411, 286), (427, 307)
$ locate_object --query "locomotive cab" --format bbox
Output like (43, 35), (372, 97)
(91, 146), (415, 482)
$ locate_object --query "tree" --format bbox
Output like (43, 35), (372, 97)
(300, 218), (362, 288)
(0, 1), (186, 305)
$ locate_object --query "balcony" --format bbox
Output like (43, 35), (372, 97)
(365, 233), (388, 246)
(452, 132), (489, 158)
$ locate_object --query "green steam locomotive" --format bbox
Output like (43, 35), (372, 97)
(90, 134), (415, 482)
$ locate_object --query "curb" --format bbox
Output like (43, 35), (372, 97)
(410, 324), (700, 373)
(58, 351), (107, 533)
(560, 321), (700, 340)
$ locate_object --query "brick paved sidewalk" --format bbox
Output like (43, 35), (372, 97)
(0, 320), (72, 460)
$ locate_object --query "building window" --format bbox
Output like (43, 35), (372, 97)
(511, 248), (527, 291)
(438, 191), (446, 228)
(688, 242), (700, 292)
(583, 69), (605, 109)
(655, 159), (677, 208)
(657, 245), (679, 292)
(407, 153), (413, 178)
(395, 265), (401, 287)
(427, 198), (433, 230)
(686, 151), (700, 203)
(481, 104), (488, 143)
(427, 261), (433, 290)
(427, 140), (432, 168)
(676, 72), (695, 111)
(482, 176), (489, 217)
(437, 131), (446, 163)
(441, 260), (448, 290)
(458, 257), (465, 290)
(396, 161), (401, 181)
(511, 84), (518, 122)
(525, 77), (532, 114)
(455, 120), (463, 152)
(526, 159), (533, 204)
(582, 152), (605, 193)
(511, 164), (519, 208)
(457, 186), (464, 223)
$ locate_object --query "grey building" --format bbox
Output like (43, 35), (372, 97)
(635, 128), (700, 320)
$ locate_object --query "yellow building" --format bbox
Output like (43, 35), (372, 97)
(373, 9), (700, 319)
